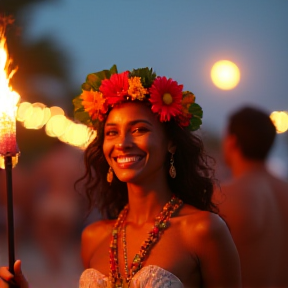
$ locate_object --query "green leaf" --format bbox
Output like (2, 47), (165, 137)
(82, 65), (118, 91)
(81, 82), (92, 91)
(187, 103), (203, 131)
(129, 67), (157, 88)
(110, 64), (118, 74)
(188, 103), (203, 118)
(74, 110), (90, 123)
(84, 71), (107, 91)
(72, 95), (84, 110)
(189, 117), (202, 131)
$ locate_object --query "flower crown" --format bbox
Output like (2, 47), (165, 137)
(73, 65), (203, 131)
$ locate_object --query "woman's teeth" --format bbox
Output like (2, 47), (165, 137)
(117, 156), (141, 163)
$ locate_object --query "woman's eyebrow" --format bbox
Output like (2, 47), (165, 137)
(105, 119), (153, 127)
(129, 120), (153, 126)
(105, 122), (117, 127)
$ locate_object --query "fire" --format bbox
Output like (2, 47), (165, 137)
(0, 19), (20, 167)
(0, 18), (96, 155)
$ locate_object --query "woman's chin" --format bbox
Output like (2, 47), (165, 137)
(115, 171), (143, 184)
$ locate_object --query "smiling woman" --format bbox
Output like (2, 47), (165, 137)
(0, 65), (241, 288)
(73, 65), (241, 288)
(103, 102), (171, 184)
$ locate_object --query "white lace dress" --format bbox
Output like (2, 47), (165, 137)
(79, 265), (184, 288)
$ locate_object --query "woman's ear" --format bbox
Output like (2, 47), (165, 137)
(168, 141), (176, 154)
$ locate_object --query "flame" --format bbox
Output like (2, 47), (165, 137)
(0, 20), (20, 167)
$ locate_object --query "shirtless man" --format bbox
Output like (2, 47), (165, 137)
(214, 106), (288, 288)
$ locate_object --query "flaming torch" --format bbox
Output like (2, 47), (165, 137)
(0, 18), (20, 278)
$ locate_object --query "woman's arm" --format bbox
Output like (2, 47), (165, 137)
(193, 213), (241, 287)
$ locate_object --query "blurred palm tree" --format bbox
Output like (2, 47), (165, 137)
(1, 0), (74, 164)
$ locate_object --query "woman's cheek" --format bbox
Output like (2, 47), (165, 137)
(102, 142), (112, 163)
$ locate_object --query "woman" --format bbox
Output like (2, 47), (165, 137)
(0, 65), (241, 288)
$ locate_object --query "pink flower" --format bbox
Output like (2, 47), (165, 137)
(99, 71), (129, 105)
(149, 76), (183, 122)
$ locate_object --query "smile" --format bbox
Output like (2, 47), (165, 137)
(116, 156), (143, 164)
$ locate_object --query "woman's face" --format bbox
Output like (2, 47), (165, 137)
(103, 102), (173, 184)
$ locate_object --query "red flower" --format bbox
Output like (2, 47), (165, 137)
(149, 76), (183, 122)
(176, 113), (191, 127)
(99, 71), (129, 105)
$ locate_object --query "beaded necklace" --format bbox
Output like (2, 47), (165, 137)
(108, 195), (183, 288)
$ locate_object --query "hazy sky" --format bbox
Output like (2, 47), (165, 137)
(23, 0), (288, 174)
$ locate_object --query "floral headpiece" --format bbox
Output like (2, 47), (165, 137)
(73, 65), (203, 131)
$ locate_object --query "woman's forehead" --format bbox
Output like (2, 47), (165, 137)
(106, 102), (156, 123)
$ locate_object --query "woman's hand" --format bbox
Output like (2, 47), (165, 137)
(0, 260), (29, 288)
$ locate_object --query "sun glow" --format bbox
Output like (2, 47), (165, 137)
(211, 60), (241, 90)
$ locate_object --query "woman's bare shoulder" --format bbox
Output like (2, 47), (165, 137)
(177, 204), (230, 243)
(81, 219), (115, 268)
(178, 204), (222, 221)
(82, 219), (115, 241)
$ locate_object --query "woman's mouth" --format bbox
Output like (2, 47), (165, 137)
(116, 155), (143, 164)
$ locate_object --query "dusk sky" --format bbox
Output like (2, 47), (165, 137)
(22, 0), (288, 176)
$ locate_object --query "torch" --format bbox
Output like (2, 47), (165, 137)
(0, 18), (21, 282)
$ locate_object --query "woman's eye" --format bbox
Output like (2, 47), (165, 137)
(132, 127), (149, 134)
(105, 130), (118, 136)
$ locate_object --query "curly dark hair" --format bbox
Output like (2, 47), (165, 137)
(75, 106), (218, 219)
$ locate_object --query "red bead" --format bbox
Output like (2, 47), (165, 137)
(152, 227), (159, 234)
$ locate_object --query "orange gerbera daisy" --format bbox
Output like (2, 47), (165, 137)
(181, 91), (195, 114)
(176, 91), (195, 126)
(128, 77), (148, 100)
(99, 71), (129, 105)
(81, 90), (107, 120)
(149, 76), (183, 122)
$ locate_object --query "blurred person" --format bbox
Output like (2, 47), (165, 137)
(214, 106), (288, 287)
(30, 141), (86, 272)
(0, 65), (241, 288)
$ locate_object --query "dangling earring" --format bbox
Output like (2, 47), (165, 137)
(107, 166), (113, 184)
(169, 153), (176, 178)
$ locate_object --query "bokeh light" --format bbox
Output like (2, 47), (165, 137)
(50, 106), (65, 116)
(211, 60), (241, 90)
(270, 111), (288, 133)
(17, 101), (95, 148)
(17, 102), (33, 122)
(45, 114), (69, 137)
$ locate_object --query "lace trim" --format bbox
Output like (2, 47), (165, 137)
(79, 265), (184, 288)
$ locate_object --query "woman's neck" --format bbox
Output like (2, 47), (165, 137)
(125, 182), (173, 225)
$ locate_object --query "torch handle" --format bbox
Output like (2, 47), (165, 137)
(4, 155), (16, 274)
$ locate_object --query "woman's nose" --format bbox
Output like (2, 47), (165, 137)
(115, 135), (133, 149)
(115, 143), (124, 149)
